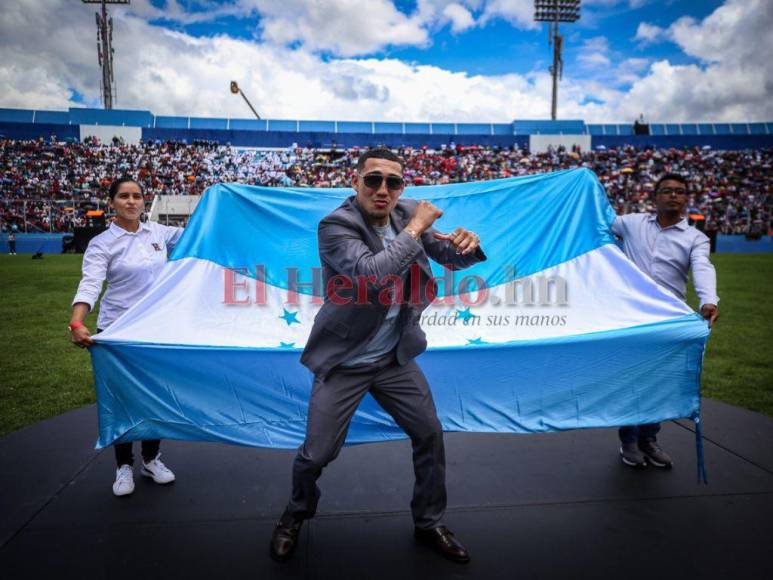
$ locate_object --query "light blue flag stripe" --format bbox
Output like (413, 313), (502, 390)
(91, 314), (707, 449)
(171, 168), (617, 295)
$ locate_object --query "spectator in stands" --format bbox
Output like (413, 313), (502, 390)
(69, 177), (183, 496)
(1, 139), (770, 236)
(611, 173), (719, 469)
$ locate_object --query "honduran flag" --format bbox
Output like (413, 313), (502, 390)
(91, 168), (709, 453)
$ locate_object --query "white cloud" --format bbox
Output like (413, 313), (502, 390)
(577, 36), (611, 69)
(668, 0), (773, 66)
(0, 0), (771, 125)
(130, 1), (550, 55)
(634, 22), (665, 45)
(442, 3), (476, 33)
(479, 0), (537, 30)
(619, 0), (773, 121)
(0, 0), (542, 121)
(248, 0), (428, 57)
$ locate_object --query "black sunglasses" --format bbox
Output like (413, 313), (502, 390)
(657, 187), (687, 196)
(361, 173), (405, 191)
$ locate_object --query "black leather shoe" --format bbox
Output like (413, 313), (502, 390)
(270, 519), (303, 562)
(415, 525), (470, 563)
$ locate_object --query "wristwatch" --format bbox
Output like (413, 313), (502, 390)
(405, 227), (420, 240)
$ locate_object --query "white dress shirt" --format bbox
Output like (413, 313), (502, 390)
(73, 220), (184, 330)
(612, 213), (719, 308)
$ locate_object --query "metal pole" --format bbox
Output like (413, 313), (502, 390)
(230, 81), (261, 120)
(101, 1), (112, 109)
(23, 200), (28, 233)
(239, 91), (261, 120)
(551, 20), (559, 120)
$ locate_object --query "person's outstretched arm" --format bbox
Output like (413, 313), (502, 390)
(691, 236), (720, 327)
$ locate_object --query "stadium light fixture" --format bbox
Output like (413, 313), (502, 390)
(82, 1), (130, 110)
(534, 1), (581, 120)
(230, 81), (262, 120)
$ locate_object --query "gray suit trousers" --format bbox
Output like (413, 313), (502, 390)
(284, 356), (447, 529)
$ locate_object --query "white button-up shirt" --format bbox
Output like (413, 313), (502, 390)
(612, 213), (719, 308)
(73, 221), (183, 330)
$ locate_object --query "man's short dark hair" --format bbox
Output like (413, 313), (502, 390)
(356, 148), (405, 172)
(654, 173), (688, 192)
(108, 176), (142, 199)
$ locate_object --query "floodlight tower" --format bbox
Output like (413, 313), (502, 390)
(82, 0), (130, 110)
(534, 1), (581, 120)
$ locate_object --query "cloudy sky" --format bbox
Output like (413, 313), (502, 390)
(1, 0), (771, 123)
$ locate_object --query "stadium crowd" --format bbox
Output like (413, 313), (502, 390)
(1, 138), (771, 236)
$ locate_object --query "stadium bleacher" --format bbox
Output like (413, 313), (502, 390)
(0, 106), (770, 251)
(1, 137), (769, 238)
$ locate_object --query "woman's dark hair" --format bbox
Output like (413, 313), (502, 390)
(108, 176), (142, 200)
(654, 173), (687, 192)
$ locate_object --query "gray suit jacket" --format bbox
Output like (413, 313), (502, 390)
(300, 196), (486, 378)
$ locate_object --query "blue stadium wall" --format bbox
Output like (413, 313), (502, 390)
(141, 128), (528, 148)
(0, 122), (79, 142)
(4, 120), (772, 150)
(1, 107), (772, 149)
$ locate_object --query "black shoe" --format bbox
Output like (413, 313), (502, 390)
(415, 525), (470, 564)
(270, 519), (303, 562)
(619, 442), (647, 468)
(639, 439), (673, 468)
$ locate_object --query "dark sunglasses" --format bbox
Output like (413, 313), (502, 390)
(361, 173), (405, 191)
(657, 187), (687, 196)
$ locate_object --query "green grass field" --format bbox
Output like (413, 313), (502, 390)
(0, 253), (771, 436)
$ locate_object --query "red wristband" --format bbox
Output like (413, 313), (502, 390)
(68, 321), (85, 331)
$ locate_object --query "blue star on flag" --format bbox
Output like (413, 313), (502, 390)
(456, 307), (478, 324)
(279, 341), (295, 349)
(279, 308), (300, 326)
(466, 337), (487, 345)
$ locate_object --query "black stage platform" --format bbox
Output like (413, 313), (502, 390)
(1, 398), (772, 579)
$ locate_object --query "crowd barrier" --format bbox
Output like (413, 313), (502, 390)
(1, 233), (68, 254)
(716, 235), (773, 253)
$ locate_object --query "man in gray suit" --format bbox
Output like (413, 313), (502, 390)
(270, 148), (485, 564)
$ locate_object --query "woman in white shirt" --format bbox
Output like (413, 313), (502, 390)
(69, 177), (183, 497)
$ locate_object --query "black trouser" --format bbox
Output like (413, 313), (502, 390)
(284, 355), (447, 530)
(114, 440), (161, 467)
(618, 423), (661, 444)
(96, 328), (163, 468)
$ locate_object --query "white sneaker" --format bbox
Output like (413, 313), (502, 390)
(113, 464), (135, 496)
(141, 453), (176, 484)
